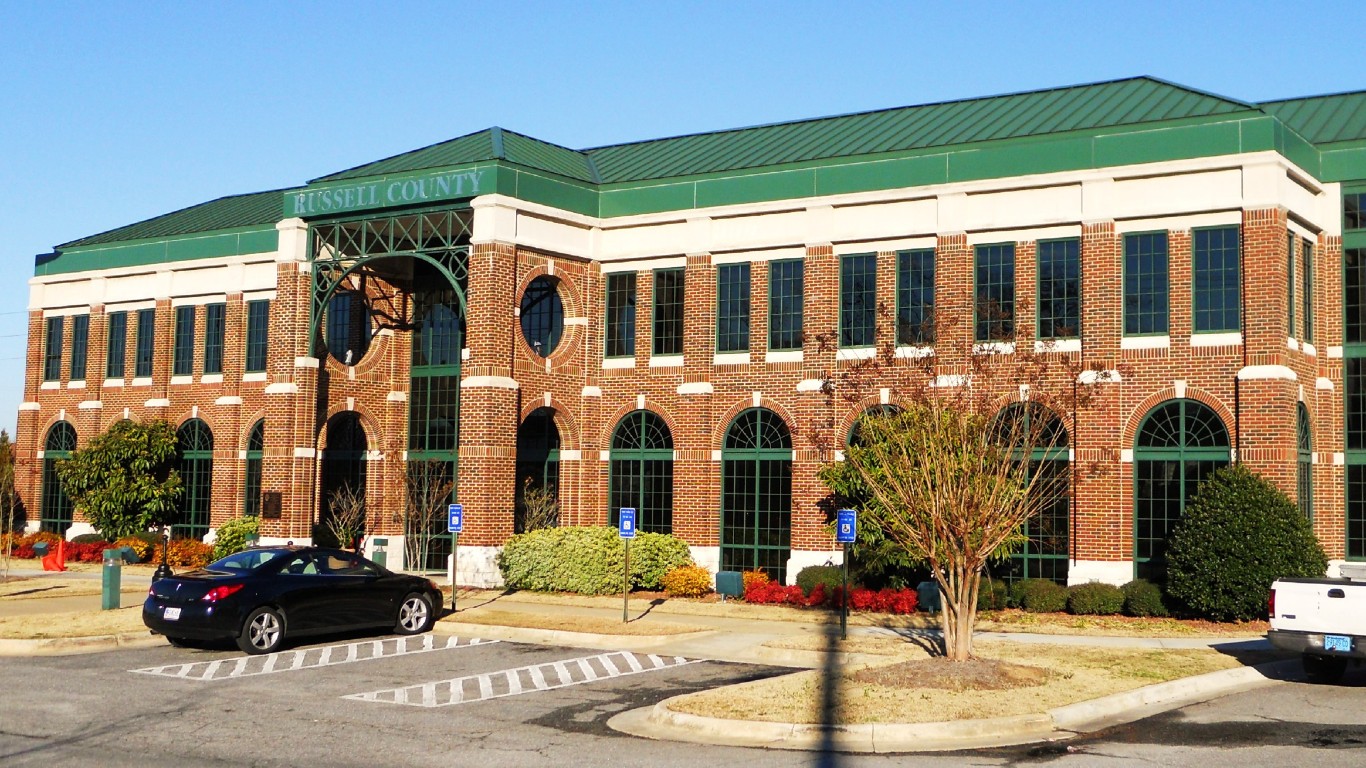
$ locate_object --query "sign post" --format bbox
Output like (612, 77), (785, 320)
(618, 508), (637, 623)
(447, 503), (463, 613)
(836, 509), (857, 640)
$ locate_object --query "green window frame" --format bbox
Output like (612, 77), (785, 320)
(1288, 233), (1296, 337)
(1133, 399), (1230, 580)
(1036, 239), (1079, 340)
(840, 253), (877, 347)
(716, 263), (751, 353)
(1346, 245), (1366, 559)
(1124, 232), (1169, 335)
(69, 315), (89, 381)
(244, 419), (263, 517)
(604, 272), (637, 359)
(39, 422), (76, 533)
(1346, 192), (1365, 231)
(896, 249), (935, 345)
(1192, 226), (1240, 333)
(43, 316), (63, 382)
(245, 300), (270, 373)
(652, 268), (684, 356)
(105, 311), (127, 379)
(515, 407), (560, 533)
(204, 303), (225, 375)
(609, 410), (674, 535)
(975, 243), (1015, 342)
(720, 408), (793, 583)
(993, 403), (1071, 584)
(1302, 238), (1313, 344)
(135, 308), (155, 378)
(175, 418), (214, 539)
(768, 259), (804, 351)
(520, 277), (564, 358)
(173, 306), (195, 376)
(1298, 403), (1312, 521)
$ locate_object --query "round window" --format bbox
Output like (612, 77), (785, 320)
(326, 291), (372, 365)
(520, 276), (564, 357)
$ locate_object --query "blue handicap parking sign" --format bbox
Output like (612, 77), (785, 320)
(618, 508), (637, 539)
(447, 503), (463, 533)
(836, 509), (857, 544)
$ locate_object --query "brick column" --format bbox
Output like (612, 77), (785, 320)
(676, 253), (718, 547)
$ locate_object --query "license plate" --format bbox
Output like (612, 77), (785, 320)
(1325, 634), (1351, 652)
(163, 607), (181, 621)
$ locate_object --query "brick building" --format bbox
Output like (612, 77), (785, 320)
(18, 77), (1366, 586)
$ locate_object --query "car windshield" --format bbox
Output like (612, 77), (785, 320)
(207, 548), (292, 573)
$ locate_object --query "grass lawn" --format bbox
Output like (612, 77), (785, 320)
(0, 607), (145, 639)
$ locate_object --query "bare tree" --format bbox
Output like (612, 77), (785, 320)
(401, 460), (452, 571)
(519, 477), (559, 532)
(323, 485), (367, 552)
(0, 431), (17, 582)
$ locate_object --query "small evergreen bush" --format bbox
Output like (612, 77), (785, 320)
(497, 526), (693, 595)
(1067, 582), (1125, 615)
(1167, 465), (1327, 622)
(628, 532), (693, 590)
(1015, 578), (1068, 613)
(212, 516), (260, 561)
(71, 533), (106, 544)
(1121, 579), (1168, 618)
(795, 565), (843, 597)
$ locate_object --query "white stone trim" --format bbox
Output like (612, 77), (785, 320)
(1190, 332), (1241, 347)
(836, 347), (876, 361)
(1329, 345), (1344, 359)
(265, 382), (299, 394)
(1035, 338), (1081, 353)
(1114, 210), (1242, 233)
(973, 341), (1015, 355)
(932, 374), (968, 388)
(559, 449), (581, 461)
(765, 349), (803, 364)
(242, 372), (267, 382)
(215, 396), (242, 406)
(582, 385), (602, 397)
(712, 247), (806, 265)
(40, 381), (59, 390)
(131, 377), (152, 387)
(102, 379), (123, 388)
(461, 376), (519, 390)
(294, 356), (320, 369)
(294, 447), (316, 458)
(1120, 335), (1170, 350)
(1334, 452), (1346, 465)
(1304, 342), (1317, 357)
(144, 398), (170, 408)
(599, 256), (687, 273)
(965, 225), (1081, 245)
(714, 352), (750, 366)
(1317, 377), (1335, 390)
(677, 381), (714, 395)
(18, 402), (40, 411)
(199, 373), (223, 384)
(603, 357), (635, 369)
(895, 345), (935, 358)
(649, 355), (684, 368)
(1067, 560), (1132, 586)
(385, 391), (408, 402)
(170, 375), (192, 386)
(562, 316), (588, 326)
(1120, 449), (1134, 463)
(1237, 365), (1297, 381)
(170, 294), (227, 307)
(67, 380), (85, 390)
(1287, 337), (1300, 351)
(1077, 368), (1123, 384)
(710, 450), (722, 462)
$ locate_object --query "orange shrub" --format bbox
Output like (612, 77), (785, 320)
(661, 565), (713, 598)
(151, 539), (214, 567)
(114, 536), (153, 563)
(742, 569), (770, 594)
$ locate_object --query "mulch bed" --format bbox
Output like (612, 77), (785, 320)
(851, 657), (1051, 692)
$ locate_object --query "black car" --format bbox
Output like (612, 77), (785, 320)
(143, 546), (444, 654)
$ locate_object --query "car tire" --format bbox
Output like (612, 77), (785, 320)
(236, 607), (286, 655)
(395, 593), (435, 635)
(1302, 653), (1348, 683)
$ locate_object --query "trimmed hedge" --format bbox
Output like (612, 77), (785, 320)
(1014, 578), (1068, 613)
(497, 526), (693, 595)
(795, 565), (843, 597)
(1067, 582), (1125, 615)
(1167, 465), (1327, 622)
(1121, 579), (1168, 618)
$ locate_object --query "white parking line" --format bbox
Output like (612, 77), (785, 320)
(343, 650), (701, 707)
(130, 634), (498, 681)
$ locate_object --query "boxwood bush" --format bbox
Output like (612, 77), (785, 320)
(977, 578), (1009, 611)
(497, 526), (693, 595)
(1167, 465), (1327, 622)
(1067, 582), (1125, 615)
(1014, 578), (1068, 613)
(795, 565), (843, 597)
(212, 516), (260, 561)
(1121, 579), (1168, 618)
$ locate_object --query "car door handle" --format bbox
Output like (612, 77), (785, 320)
(1328, 588), (1346, 598)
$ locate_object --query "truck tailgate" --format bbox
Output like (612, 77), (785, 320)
(1272, 578), (1366, 636)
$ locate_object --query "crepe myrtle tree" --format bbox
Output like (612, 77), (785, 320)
(817, 300), (1117, 661)
(55, 419), (182, 540)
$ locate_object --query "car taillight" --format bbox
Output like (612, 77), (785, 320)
(202, 583), (245, 603)
(1268, 588), (1276, 619)
(148, 586), (155, 597)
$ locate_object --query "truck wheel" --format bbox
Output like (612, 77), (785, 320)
(1302, 654), (1347, 683)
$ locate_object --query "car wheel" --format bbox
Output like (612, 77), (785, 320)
(1303, 653), (1348, 683)
(237, 607), (286, 655)
(395, 593), (434, 635)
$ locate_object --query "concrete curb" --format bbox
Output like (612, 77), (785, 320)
(432, 619), (714, 650)
(607, 658), (1297, 752)
(0, 631), (164, 657)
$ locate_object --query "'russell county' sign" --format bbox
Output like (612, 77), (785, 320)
(286, 168), (488, 218)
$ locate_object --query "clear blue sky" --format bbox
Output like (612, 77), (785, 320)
(1, 0), (1360, 438)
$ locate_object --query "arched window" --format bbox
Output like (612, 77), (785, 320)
(320, 413), (367, 543)
(992, 403), (1070, 584)
(520, 276), (564, 358)
(515, 408), (561, 532)
(244, 420), (264, 517)
(1297, 403), (1312, 520)
(40, 422), (76, 534)
(176, 419), (214, 539)
(721, 408), (792, 582)
(1133, 399), (1230, 581)
(326, 290), (371, 365)
(609, 410), (673, 534)
(846, 405), (900, 448)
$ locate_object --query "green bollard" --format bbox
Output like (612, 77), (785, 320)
(101, 549), (122, 611)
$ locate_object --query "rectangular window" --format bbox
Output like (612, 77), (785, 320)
(245, 300), (269, 372)
(1037, 239), (1080, 340)
(172, 306), (195, 376)
(105, 311), (127, 378)
(1123, 232), (1169, 335)
(896, 249), (935, 345)
(203, 303), (225, 375)
(768, 259), (804, 351)
(604, 273), (637, 358)
(1192, 226), (1240, 333)
(975, 243), (1016, 342)
(1349, 465), (1366, 560)
(1346, 192), (1365, 231)
(1303, 238), (1313, 343)
(43, 316), (63, 381)
(69, 315), (89, 381)
(1348, 250), (1366, 344)
(135, 308), (155, 377)
(1288, 233), (1296, 337)
(840, 253), (877, 347)
(1350, 358), (1366, 452)
(652, 268), (684, 356)
(716, 263), (750, 353)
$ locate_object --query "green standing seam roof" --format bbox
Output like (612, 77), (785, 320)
(1260, 90), (1366, 145)
(57, 187), (299, 249)
(314, 127), (599, 184)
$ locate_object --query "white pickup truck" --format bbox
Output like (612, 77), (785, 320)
(1268, 563), (1366, 683)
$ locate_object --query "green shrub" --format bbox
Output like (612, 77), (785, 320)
(71, 533), (106, 544)
(795, 565), (844, 597)
(1121, 579), (1168, 618)
(1015, 578), (1068, 613)
(212, 516), (260, 561)
(497, 526), (693, 595)
(1067, 582), (1125, 615)
(1167, 465), (1327, 622)
(977, 578), (1009, 611)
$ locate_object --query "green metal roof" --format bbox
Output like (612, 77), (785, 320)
(58, 187), (297, 249)
(314, 127), (598, 184)
(583, 77), (1257, 183)
(1260, 90), (1366, 145)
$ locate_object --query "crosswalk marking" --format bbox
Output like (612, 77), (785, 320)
(130, 634), (498, 681)
(344, 650), (700, 707)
